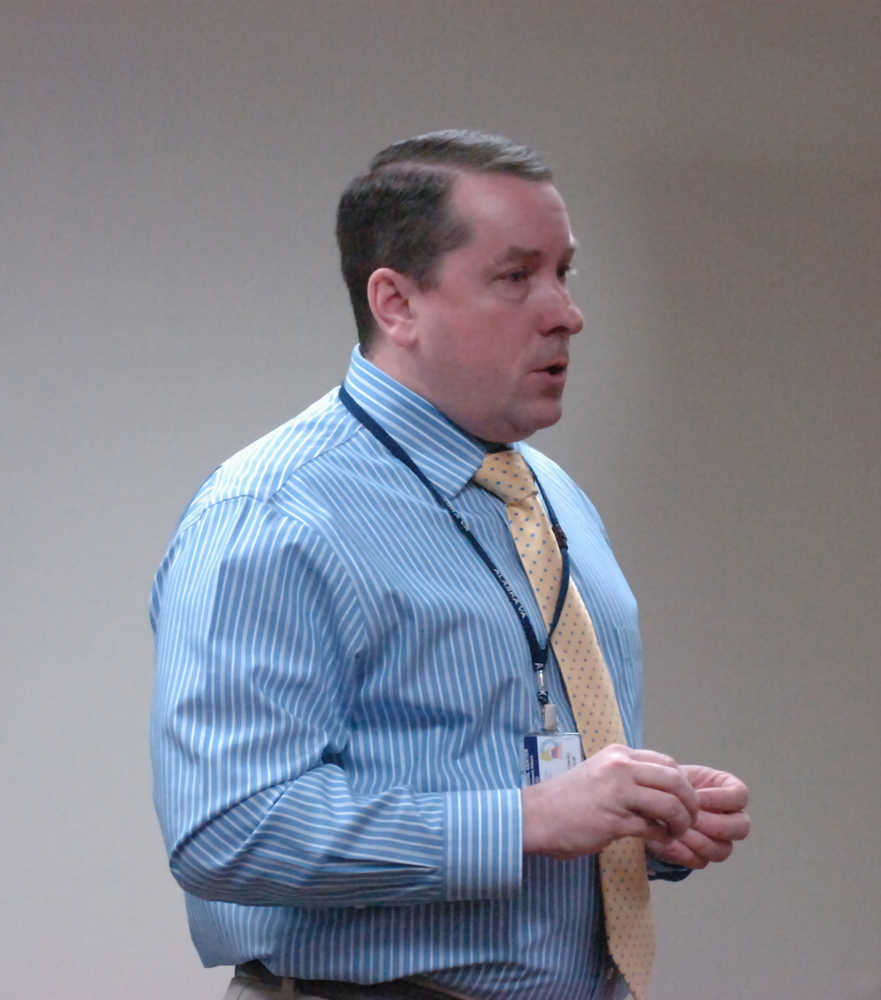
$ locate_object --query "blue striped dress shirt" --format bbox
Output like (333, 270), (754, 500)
(150, 346), (653, 999)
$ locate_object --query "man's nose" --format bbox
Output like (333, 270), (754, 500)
(541, 283), (584, 337)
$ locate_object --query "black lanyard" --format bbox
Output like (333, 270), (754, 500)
(338, 384), (571, 705)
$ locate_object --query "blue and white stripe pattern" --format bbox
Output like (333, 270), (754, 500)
(151, 346), (648, 999)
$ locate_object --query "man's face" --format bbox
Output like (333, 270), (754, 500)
(407, 170), (584, 443)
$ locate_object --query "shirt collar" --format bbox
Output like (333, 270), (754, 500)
(342, 346), (490, 500)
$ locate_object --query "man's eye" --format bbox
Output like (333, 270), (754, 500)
(505, 269), (529, 283)
(558, 265), (577, 283)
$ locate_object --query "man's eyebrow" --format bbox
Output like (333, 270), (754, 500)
(491, 239), (579, 267)
(491, 246), (541, 267)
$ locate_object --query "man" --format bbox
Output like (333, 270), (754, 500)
(151, 130), (750, 1000)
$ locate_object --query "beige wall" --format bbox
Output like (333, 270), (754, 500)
(2, 3), (879, 997)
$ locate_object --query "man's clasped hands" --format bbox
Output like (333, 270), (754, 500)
(521, 745), (751, 867)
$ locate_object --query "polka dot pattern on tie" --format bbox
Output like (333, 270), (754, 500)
(474, 449), (655, 1000)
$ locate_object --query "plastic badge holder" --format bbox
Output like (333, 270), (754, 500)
(522, 731), (584, 787)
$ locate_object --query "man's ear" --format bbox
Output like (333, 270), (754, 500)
(367, 268), (419, 348)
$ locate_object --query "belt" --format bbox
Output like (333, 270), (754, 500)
(236, 962), (472, 1000)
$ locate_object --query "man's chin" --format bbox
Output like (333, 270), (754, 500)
(504, 403), (565, 442)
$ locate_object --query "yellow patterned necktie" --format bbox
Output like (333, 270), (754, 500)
(474, 449), (654, 1000)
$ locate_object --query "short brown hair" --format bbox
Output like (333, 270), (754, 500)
(336, 129), (552, 351)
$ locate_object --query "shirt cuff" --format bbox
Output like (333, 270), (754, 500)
(443, 788), (523, 901)
(646, 852), (692, 882)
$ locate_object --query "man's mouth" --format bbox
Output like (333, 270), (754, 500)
(539, 361), (568, 377)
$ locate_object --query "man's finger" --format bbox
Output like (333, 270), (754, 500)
(628, 748), (681, 768)
(629, 786), (696, 839)
(646, 838), (707, 870)
(693, 808), (751, 842)
(677, 826), (735, 863)
(696, 782), (748, 813)
(631, 761), (700, 821)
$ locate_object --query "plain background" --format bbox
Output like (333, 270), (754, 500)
(2, 2), (879, 998)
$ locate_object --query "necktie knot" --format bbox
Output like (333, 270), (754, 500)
(473, 449), (538, 506)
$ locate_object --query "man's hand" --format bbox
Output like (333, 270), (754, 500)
(522, 744), (700, 859)
(646, 764), (751, 869)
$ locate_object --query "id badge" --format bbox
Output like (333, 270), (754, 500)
(521, 731), (584, 787)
